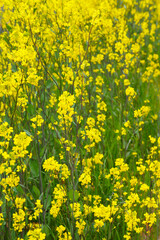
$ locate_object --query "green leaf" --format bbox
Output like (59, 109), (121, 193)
(24, 233), (28, 240)
(44, 195), (52, 211)
(29, 160), (39, 177)
(40, 146), (46, 158)
(32, 185), (40, 198)
(26, 195), (34, 208)
(14, 185), (25, 194)
(27, 104), (35, 116)
(6, 24), (12, 31)
(68, 189), (79, 202)
(23, 129), (32, 136)
(46, 79), (53, 89)
(42, 224), (51, 237)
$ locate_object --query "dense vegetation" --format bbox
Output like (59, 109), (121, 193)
(0, 0), (160, 239)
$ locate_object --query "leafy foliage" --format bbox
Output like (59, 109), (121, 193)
(0, 0), (160, 239)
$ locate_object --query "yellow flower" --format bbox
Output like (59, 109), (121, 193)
(142, 213), (156, 228)
(0, 213), (4, 226)
(33, 200), (43, 219)
(94, 219), (104, 232)
(76, 219), (86, 235)
(126, 86), (137, 100)
(57, 91), (75, 128)
(15, 197), (26, 209)
(27, 227), (46, 240)
(31, 114), (44, 128)
(13, 209), (25, 232)
(79, 167), (91, 186)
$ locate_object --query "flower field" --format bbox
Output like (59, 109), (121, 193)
(0, 0), (160, 239)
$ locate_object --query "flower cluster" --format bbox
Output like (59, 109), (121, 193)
(0, 0), (160, 239)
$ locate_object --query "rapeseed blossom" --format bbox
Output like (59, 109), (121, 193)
(0, 0), (159, 239)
